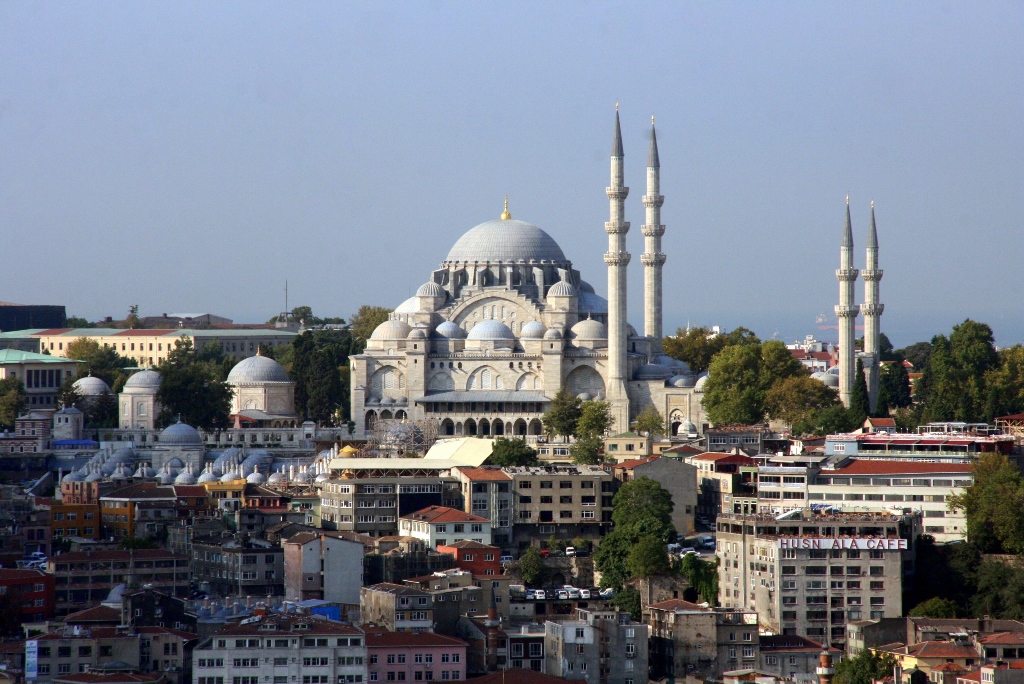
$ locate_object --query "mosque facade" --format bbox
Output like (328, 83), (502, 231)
(350, 113), (707, 440)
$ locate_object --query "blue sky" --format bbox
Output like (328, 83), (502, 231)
(1, 2), (1021, 347)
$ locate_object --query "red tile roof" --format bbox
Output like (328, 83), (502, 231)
(439, 540), (498, 550)
(692, 452), (756, 465)
(112, 329), (175, 336)
(907, 642), (978, 658)
(979, 632), (1024, 645)
(957, 672), (983, 683)
(865, 418), (897, 427)
(65, 605), (121, 623)
(454, 467), (512, 481)
(760, 635), (831, 652)
(402, 505), (489, 524)
(824, 460), (973, 476)
(364, 629), (467, 649)
(614, 456), (660, 470)
(933, 663), (968, 673)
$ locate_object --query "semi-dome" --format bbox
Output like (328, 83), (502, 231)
(73, 375), (111, 396)
(159, 421), (203, 446)
(227, 355), (291, 384)
(408, 328), (427, 340)
(434, 321), (466, 339)
(578, 280), (596, 294)
(635, 364), (674, 381)
(416, 282), (445, 298)
(520, 320), (547, 339)
(370, 319), (413, 340)
(543, 327), (563, 340)
(124, 370), (161, 391)
(570, 318), (608, 340)
(578, 291), (608, 315)
(548, 280), (578, 297)
(467, 320), (515, 341)
(444, 219), (568, 264)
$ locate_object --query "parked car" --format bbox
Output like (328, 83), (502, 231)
(500, 555), (514, 563)
(525, 589), (538, 600)
(540, 549), (550, 558)
(599, 588), (615, 599)
(557, 590), (569, 600)
(679, 547), (697, 556)
(535, 590), (546, 600)
(565, 546), (576, 557)
(696, 534), (715, 548)
(580, 589), (592, 599)
(566, 587), (581, 599)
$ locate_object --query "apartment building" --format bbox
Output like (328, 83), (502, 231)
(436, 540), (502, 576)
(402, 568), (484, 635)
(0, 568), (55, 622)
(47, 550), (189, 617)
(504, 465), (615, 550)
(319, 473), (461, 538)
(759, 635), (838, 680)
(716, 510), (919, 646)
(610, 456), (698, 536)
(544, 609), (648, 684)
(360, 584), (434, 633)
(28, 626), (141, 684)
(189, 535), (283, 598)
(191, 614), (366, 684)
(647, 599), (759, 682)
(691, 452), (757, 519)
(283, 532), (364, 605)
(452, 467), (514, 550)
(399, 506), (492, 548)
(364, 629), (467, 683)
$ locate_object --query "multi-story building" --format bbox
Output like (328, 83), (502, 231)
(28, 626), (141, 684)
(0, 348), (81, 409)
(504, 623), (546, 673)
(716, 510), (919, 646)
(436, 540), (502, 576)
(191, 614), (366, 684)
(824, 426), (1014, 463)
(282, 532), (363, 606)
(544, 609), (648, 684)
(47, 550), (190, 617)
(360, 584), (434, 633)
(362, 541), (457, 586)
(0, 568), (55, 622)
(691, 452), (756, 520)
(320, 472), (461, 538)
(504, 465), (615, 551)
(610, 455), (698, 536)
(452, 467), (514, 550)
(759, 635), (839, 680)
(364, 629), (467, 683)
(189, 535), (283, 598)
(403, 568), (484, 636)
(399, 506), (492, 548)
(647, 598), (759, 682)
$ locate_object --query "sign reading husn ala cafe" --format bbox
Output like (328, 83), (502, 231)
(778, 537), (908, 550)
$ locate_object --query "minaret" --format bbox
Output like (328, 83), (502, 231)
(862, 201), (884, 411)
(641, 116), (666, 353)
(836, 197), (860, 408)
(605, 106), (631, 429)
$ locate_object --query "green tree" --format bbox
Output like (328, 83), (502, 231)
(611, 585), (642, 621)
(834, 649), (899, 684)
(543, 388), (582, 440)
(65, 338), (133, 389)
(626, 536), (671, 578)
(724, 327), (761, 346)
(760, 340), (807, 387)
(306, 351), (344, 426)
(569, 434), (603, 465)
(58, 375), (83, 409)
(156, 338), (233, 429)
(849, 359), (871, 425)
(593, 533), (633, 589)
(349, 306), (394, 347)
(0, 377), (26, 429)
(488, 437), (539, 467)
(679, 553), (720, 606)
(908, 597), (959, 618)
(611, 477), (675, 543)
(920, 320), (999, 423)
(984, 346), (1024, 421)
(791, 404), (859, 437)
(88, 390), (119, 429)
(518, 546), (544, 587)
(948, 453), (1024, 554)
(65, 316), (93, 328)
(662, 326), (728, 373)
(290, 332), (316, 417)
(764, 375), (841, 426)
(631, 405), (666, 436)
(896, 341), (933, 371)
(703, 344), (765, 424)
(577, 400), (613, 438)
(124, 304), (141, 329)
(877, 361), (912, 415)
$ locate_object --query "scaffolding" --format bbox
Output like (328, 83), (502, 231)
(365, 418), (440, 457)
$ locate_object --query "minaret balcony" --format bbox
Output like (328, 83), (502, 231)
(640, 224), (665, 237)
(605, 187), (629, 200)
(640, 253), (666, 266)
(835, 305), (860, 318)
(604, 252), (632, 266)
(860, 303), (885, 316)
(605, 221), (631, 235)
(642, 194), (665, 207)
(862, 269), (883, 281)
(835, 268), (860, 281)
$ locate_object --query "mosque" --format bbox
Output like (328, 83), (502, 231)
(350, 112), (707, 440)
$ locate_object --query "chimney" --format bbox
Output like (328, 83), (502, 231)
(817, 650), (834, 684)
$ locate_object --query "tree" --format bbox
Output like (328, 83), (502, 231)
(65, 316), (93, 328)
(626, 536), (671, 578)
(724, 327), (761, 346)
(877, 361), (912, 415)
(611, 585), (642, 620)
(542, 388), (582, 440)
(678, 553), (720, 605)
(569, 434), (603, 465)
(518, 546), (544, 587)
(349, 306), (394, 348)
(908, 597), (959, 618)
(88, 390), (119, 429)
(58, 375), (83, 409)
(764, 375), (841, 426)
(611, 477), (675, 543)
(576, 400), (613, 438)
(632, 405), (665, 436)
(920, 320), (999, 423)
(65, 338), (133, 389)
(984, 346), (1024, 421)
(760, 339), (807, 388)
(849, 359), (871, 425)
(0, 377), (26, 430)
(791, 403), (859, 437)
(896, 341), (933, 371)
(662, 326), (728, 373)
(703, 344), (765, 424)
(948, 453), (1024, 554)
(306, 351), (344, 426)
(124, 304), (141, 329)
(156, 338), (233, 429)
(834, 649), (899, 684)
(488, 437), (539, 467)
(65, 337), (101, 360)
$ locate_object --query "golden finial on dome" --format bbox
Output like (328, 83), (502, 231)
(500, 195), (511, 221)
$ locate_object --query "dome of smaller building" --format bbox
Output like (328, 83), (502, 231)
(408, 328), (427, 340)
(680, 419), (698, 434)
(294, 471), (312, 484)
(73, 375), (111, 397)
(315, 473), (329, 483)
(812, 371), (840, 388)
(220, 471), (240, 483)
(197, 470), (218, 484)
(62, 470), (83, 483)
(159, 421), (203, 446)
(635, 364), (674, 381)
(371, 319), (413, 340)
(544, 327), (563, 340)
(577, 392), (592, 401)
(578, 291), (608, 315)
(124, 370), (161, 391)
(381, 396), (395, 406)
(85, 469), (103, 483)
(133, 463), (156, 478)
(669, 374), (696, 388)
(626, 323), (639, 337)
(394, 296), (421, 314)
(467, 320), (515, 341)
(434, 320), (466, 339)
(416, 282), (445, 298)
(174, 469), (197, 485)
(267, 472), (286, 484)
(694, 372), (710, 392)
(654, 355), (691, 373)
(570, 318), (608, 340)
(157, 469), (175, 484)
(228, 355), (291, 384)
(246, 471), (266, 484)
(548, 280), (578, 297)
(519, 320), (547, 339)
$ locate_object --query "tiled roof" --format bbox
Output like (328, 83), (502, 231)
(824, 460), (973, 476)
(613, 456), (660, 470)
(450, 670), (571, 683)
(933, 663), (968, 673)
(171, 485), (209, 497)
(648, 599), (709, 612)
(135, 626), (199, 641)
(907, 641), (978, 658)
(453, 467), (511, 481)
(957, 672), (983, 683)
(101, 484), (176, 500)
(65, 605), (121, 623)
(760, 635), (829, 652)
(364, 629), (467, 648)
(402, 505), (489, 524)
(865, 418), (897, 427)
(50, 549), (185, 563)
(979, 632), (1024, 645)
(363, 583), (430, 596)
(439, 540), (498, 550)
(692, 452), (755, 464)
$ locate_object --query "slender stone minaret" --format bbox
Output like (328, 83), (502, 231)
(862, 201), (884, 412)
(836, 197), (860, 408)
(642, 116), (666, 353)
(605, 106), (631, 429)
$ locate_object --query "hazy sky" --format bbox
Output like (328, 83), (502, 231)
(2, 2), (1022, 347)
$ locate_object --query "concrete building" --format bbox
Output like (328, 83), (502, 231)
(504, 464), (615, 551)
(364, 629), (467, 683)
(402, 568), (484, 636)
(759, 635), (839, 681)
(647, 598), (760, 682)
(0, 348), (81, 409)
(716, 510), (919, 646)
(436, 540), (502, 577)
(282, 532), (363, 606)
(451, 466), (514, 550)
(691, 452), (757, 520)
(188, 535), (283, 598)
(398, 505), (492, 548)
(360, 583), (435, 633)
(544, 608), (648, 684)
(610, 455), (698, 536)
(29, 626), (141, 684)
(0, 568), (55, 622)
(191, 614), (366, 684)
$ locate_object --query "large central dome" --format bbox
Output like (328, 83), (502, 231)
(444, 219), (568, 264)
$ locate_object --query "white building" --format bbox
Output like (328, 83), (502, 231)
(398, 505), (492, 548)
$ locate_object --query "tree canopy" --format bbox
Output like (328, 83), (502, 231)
(155, 338), (233, 429)
(488, 437), (539, 467)
(702, 340), (807, 425)
(908, 597), (959, 618)
(569, 434), (603, 465)
(517, 546), (544, 587)
(834, 649), (899, 684)
(595, 477), (676, 591)
(0, 377), (26, 430)
(632, 405), (666, 436)
(542, 388), (582, 440)
(576, 400), (613, 439)
(948, 453), (1024, 554)
(65, 338), (134, 390)
(349, 306), (394, 346)
(662, 326), (729, 373)
(764, 375), (841, 426)
(920, 320), (999, 423)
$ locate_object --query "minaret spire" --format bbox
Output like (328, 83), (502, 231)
(605, 106), (631, 430)
(641, 117), (666, 352)
(862, 201), (884, 411)
(836, 198), (860, 407)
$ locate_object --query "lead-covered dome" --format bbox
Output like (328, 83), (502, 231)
(520, 320), (547, 339)
(124, 370), (161, 391)
(548, 280), (578, 297)
(444, 219), (568, 264)
(434, 321), (467, 339)
(416, 282), (444, 298)
(371, 319), (413, 340)
(570, 318), (608, 340)
(227, 355), (291, 384)
(159, 420), (203, 446)
(73, 375), (111, 397)
(467, 320), (515, 341)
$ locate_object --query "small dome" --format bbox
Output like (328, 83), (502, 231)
(467, 320), (515, 341)
(416, 282), (445, 298)
(267, 472), (286, 484)
(669, 374), (696, 388)
(548, 280), (578, 297)
(694, 372), (710, 392)
(315, 473), (329, 483)
(62, 471), (83, 483)
(85, 469), (103, 483)
(394, 296), (421, 314)
(246, 472), (266, 484)
(408, 328), (427, 340)
(133, 464), (156, 478)
(197, 470), (219, 484)
(654, 355), (691, 373)
(124, 370), (161, 391)
(73, 376), (111, 397)
(434, 321), (467, 339)
(366, 396), (380, 405)
(227, 355), (291, 384)
(680, 419), (698, 434)
(174, 469), (197, 485)
(577, 392), (592, 401)
(381, 396), (396, 406)
(813, 371), (840, 388)
(220, 471), (240, 483)
(570, 318), (608, 340)
(626, 323), (639, 337)
(157, 469), (175, 484)
(159, 421), (203, 446)
(519, 321), (547, 339)
(543, 327), (563, 340)
(635, 364), (674, 381)
(294, 471), (312, 484)
(166, 457), (184, 468)
(371, 319), (413, 340)
(578, 291), (608, 316)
